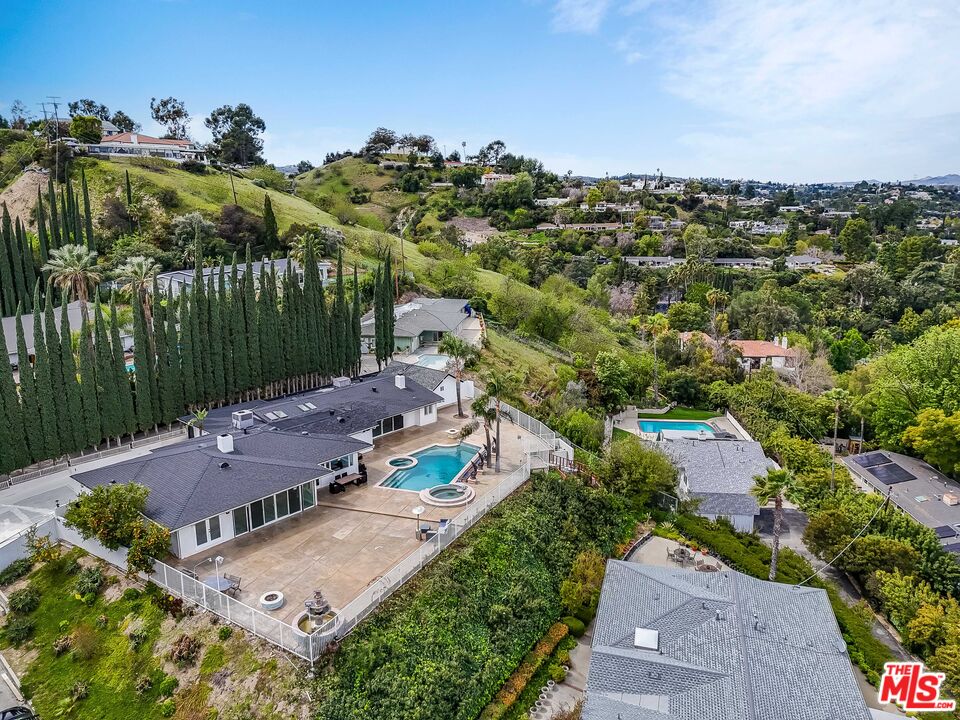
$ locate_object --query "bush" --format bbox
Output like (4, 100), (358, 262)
(8, 585), (40, 613)
(159, 700), (176, 717)
(157, 675), (178, 697)
(52, 634), (72, 656)
(122, 587), (141, 601)
(218, 625), (233, 641)
(71, 681), (89, 701)
(0, 558), (32, 586)
(129, 627), (149, 649)
(169, 634), (201, 667)
(135, 675), (153, 695)
(548, 663), (567, 684)
(75, 566), (104, 596)
(562, 616), (585, 637)
(4, 617), (34, 647)
(180, 159), (206, 174)
(72, 624), (98, 661)
(155, 187), (180, 209)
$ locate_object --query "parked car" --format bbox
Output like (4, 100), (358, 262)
(0, 706), (37, 720)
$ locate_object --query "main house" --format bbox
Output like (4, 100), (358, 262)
(583, 561), (871, 720)
(655, 437), (775, 532)
(154, 257), (332, 295)
(86, 132), (207, 163)
(72, 373), (443, 558)
(360, 297), (481, 354)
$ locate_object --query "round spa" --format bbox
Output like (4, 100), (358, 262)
(419, 481), (475, 507)
(387, 455), (417, 470)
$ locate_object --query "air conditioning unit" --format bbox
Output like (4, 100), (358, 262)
(943, 493), (959, 507)
(332, 376), (351, 388)
(232, 410), (254, 430)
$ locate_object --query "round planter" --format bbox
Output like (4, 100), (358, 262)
(259, 591), (285, 611)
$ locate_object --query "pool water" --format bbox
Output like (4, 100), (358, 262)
(639, 420), (715, 435)
(416, 354), (451, 370)
(380, 443), (480, 491)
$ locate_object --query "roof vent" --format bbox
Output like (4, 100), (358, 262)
(395, 374), (406, 390)
(301, 431), (308, 436)
(633, 627), (659, 651)
(337, 416), (345, 423)
(372, 387), (378, 392)
(217, 434), (234, 454)
(329, 409), (335, 415)
(219, 461), (230, 470)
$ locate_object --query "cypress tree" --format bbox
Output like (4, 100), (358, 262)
(130, 292), (154, 432)
(243, 247), (262, 390)
(36, 189), (50, 266)
(0, 205), (16, 315)
(218, 265), (234, 399)
(31, 285), (59, 459)
(279, 265), (294, 387)
(0, 310), (29, 472)
(351, 265), (362, 376)
(81, 169), (95, 251)
(73, 196), (83, 251)
(78, 312), (101, 448)
(150, 279), (166, 427)
(263, 194), (278, 253)
(230, 258), (250, 392)
(164, 287), (183, 418)
(17, 219), (37, 304)
(257, 270), (277, 388)
(188, 290), (203, 403)
(14, 306), (43, 462)
(333, 251), (348, 376)
(384, 251), (395, 359)
(180, 293), (198, 407)
(207, 274), (225, 401)
(108, 295), (136, 440)
(59, 189), (70, 245)
(125, 170), (132, 206)
(301, 240), (320, 376)
(373, 266), (383, 368)
(5, 205), (27, 312)
(193, 250), (213, 401)
(59, 298), (85, 452)
(65, 176), (75, 225)
(94, 295), (123, 442)
(47, 176), (61, 249)
(43, 291), (69, 452)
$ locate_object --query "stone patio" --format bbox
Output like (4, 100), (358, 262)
(182, 405), (542, 623)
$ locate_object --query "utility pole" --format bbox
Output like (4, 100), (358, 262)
(48, 96), (61, 183)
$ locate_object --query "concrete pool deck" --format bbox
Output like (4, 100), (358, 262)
(613, 408), (741, 440)
(180, 405), (544, 624)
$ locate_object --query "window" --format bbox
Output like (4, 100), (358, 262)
(424, 404), (434, 415)
(250, 500), (265, 529)
(265, 411), (278, 421)
(305, 402), (317, 409)
(301, 482), (315, 509)
(276, 491), (289, 518)
(263, 495), (276, 524)
(288, 487), (302, 513)
(194, 516), (222, 547)
(209, 515), (221, 541)
(195, 521), (207, 547)
(233, 507), (249, 536)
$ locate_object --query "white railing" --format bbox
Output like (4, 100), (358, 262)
(497, 401), (574, 462)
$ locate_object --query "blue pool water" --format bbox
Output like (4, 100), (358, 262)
(380, 443), (481, 491)
(639, 420), (715, 435)
(416, 354), (451, 370)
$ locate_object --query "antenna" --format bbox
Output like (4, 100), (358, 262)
(48, 96), (61, 183)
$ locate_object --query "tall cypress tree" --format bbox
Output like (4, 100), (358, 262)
(36, 189), (50, 266)
(150, 279), (165, 427)
(4, 205), (27, 313)
(130, 292), (154, 432)
(193, 249), (213, 401)
(384, 251), (395, 359)
(243, 247), (262, 390)
(0, 311), (29, 472)
(164, 287), (183, 418)
(207, 274), (225, 401)
(263, 194), (278, 253)
(94, 295), (122, 442)
(0, 205), (16, 315)
(81, 168), (95, 251)
(31, 285), (59, 459)
(78, 312), (101, 448)
(351, 265), (362, 376)
(180, 293), (198, 407)
(47, 175), (61, 249)
(230, 258), (250, 393)
(65, 176), (75, 225)
(59, 189), (70, 245)
(59, 298), (85, 452)
(72, 196), (83, 251)
(14, 306), (43, 462)
(218, 265), (234, 399)
(17, 219), (37, 304)
(373, 266), (384, 368)
(107, 294), (136, 440)
(188, 291), (203, 403)
(43, 292), (69, 452)
(301, 240), (320, 376)
(257, 270), (277, 389)
(333, 250), (348, 376)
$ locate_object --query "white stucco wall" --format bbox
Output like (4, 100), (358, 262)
(701, 512), (755, 533)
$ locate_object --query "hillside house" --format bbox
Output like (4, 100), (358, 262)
(87, 132), (206, 163)
(360, 297), (481, 354)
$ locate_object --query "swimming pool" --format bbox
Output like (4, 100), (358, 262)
(379, 442), (481, 491)
(416, 354), (451, 370)
(639, 420), (715, 435)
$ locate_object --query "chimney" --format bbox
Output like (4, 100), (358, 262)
(395, 374), (406, 390)
(781, 336), (789, 349)
(130, 133), (138, 144)
(217, 433), (234, 454)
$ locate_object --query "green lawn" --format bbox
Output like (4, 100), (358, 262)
(612, 427), (635, 442)
(637, 407), (719, 420)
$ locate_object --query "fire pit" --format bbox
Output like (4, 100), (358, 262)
(259, 591), (285, 611)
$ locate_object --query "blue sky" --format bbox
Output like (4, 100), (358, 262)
(2, 0), (958, 182)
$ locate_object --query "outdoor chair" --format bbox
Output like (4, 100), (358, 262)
(180, 568), (198, 580)
(224, 574), (242, 597)
(438, 519), (450, 535)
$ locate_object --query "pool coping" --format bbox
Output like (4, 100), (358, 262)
(378, 441), (482, 493)
(637, 419), (719, 440)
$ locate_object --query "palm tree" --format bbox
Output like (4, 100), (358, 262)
(823, 387), (851, 491)
(751, 469), (796, 581)
(439, 334), (478, 418)
(116, 255), (160, 323)
(471, 395), (496, 462)
(482, 372), (516, 473)
(705, 288), (729, 340)
(43, 244), (102, 328)
(642, 313), (670, 402)
(186, 408), (209, 437)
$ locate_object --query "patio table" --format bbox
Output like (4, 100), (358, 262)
(201, 575), (233, 591)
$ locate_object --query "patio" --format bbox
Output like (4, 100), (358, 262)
(182, 405), (544, 624)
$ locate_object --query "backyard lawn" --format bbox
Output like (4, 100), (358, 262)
(637, 407), (719, 421)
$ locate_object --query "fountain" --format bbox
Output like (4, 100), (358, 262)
(294, 590), (339, 638)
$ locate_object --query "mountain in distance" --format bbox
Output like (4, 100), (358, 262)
(905, 174), (960, 186)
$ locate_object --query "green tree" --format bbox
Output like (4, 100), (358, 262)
(0, 204), (17, 315)
(204, 103), (266, 165)
(438, 334), (478, 418)
(30, 286), (59, 459)
(642, 313), (670, 401)
(751, 468), (796, 580)
(483, 371), (518, 473)
(42, 291), (69, 452)
(93, 295), (123, 443)
(263, 194), (279, 252)
(598, 435), (677, 510)
(77, 313), (101, 448)
(14, 307), (43, 462)
(0, 308), (29, 471)
(5, 206), (28, 313)
(593, 351), (630, 412)
(43, 244), (101, 329)
(838, 217), (872, 261)
(130, 291), (155, 433)
(68, 115), (103, 143)
(351, 265), (362, 376)
(902, 409), (960, 476)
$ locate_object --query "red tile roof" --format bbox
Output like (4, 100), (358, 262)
(99, 132), (194, 148)
(731, 340), (796, 358)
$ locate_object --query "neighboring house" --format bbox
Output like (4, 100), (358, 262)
(481, 173), (514, 190)
(533, 197), (568, 207)
(360, 297), (480, 354)
(733, 337), (796, 371)
(3, 301), (133, 368)
(87, 132), (206, 163)
(822, 210), (853, 220)
(73, 373), (443, 557)
(536, 222), (624, 232)
(378, 361), (474, 410)
(712, 257), (773, 269)
(155, 258), (331, 295)
(656, 437), (774, 531)
(100, 119), (122, 137)
(785, 254), (823, 269)
(622, 256), (683, 268)
(583, 560), (871, 720)
(778, 205), (805, 212)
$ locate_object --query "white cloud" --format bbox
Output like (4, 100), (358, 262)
(551, 0), (612, 33)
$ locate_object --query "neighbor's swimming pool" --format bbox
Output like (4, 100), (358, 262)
(639, 420), (715, 435)
(415, 354), (451, 370)
(380, 442), (481, 491)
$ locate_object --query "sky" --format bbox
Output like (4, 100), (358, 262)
(1, 0), (958, 183)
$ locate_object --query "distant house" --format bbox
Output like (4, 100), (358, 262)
(622, 256), (683, 268)
(734, 337), (796, 371)
(583, 560), (871, 720)
(655, 437), (774, 531)
(3, 301), (133, 368)
(778, 205), (805, 212)
(481, 173), (514, 190)
(786, 254), (822, 269)
(155, 258), (331, 295)
(100, 119), (122, 137)
(534, 197), (568, 207)
(536, 222), (624, 232)
(360, 297), (480, 354)
(711, 257), (773, 269)
(87, 132), (206, 163)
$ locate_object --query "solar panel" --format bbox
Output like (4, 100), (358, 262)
(867, 463), (916, 485)
(853, 452), (890, 468)
(935, 525), (960, 539)
(942, 543), (960, 555)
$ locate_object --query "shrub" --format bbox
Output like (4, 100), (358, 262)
(71, 681), (89, 701)
(75, 565), (106, 597)
(122, 587), (141, 602)
(4, 617), (34, 647)
(218, 625), (233, 641)
(52, 634), (72, 656)
(72, 624), (98, 661)
(548, 663), (567, 684)
(8, 585), (40, 613)
(156, 187), (180, 209)
(129, 627), (149, 649)
(152, 592), (185, 618)
(135, 675), (153, 695)
(95, 614), (109, 629)
(0, 558), (32, 585)
(169, 634), (201, 667)
(159, 700), (176, 717)
(180, 159), (206, 174)
(157, 675), (178, 697)
(562, 616), (585, 637)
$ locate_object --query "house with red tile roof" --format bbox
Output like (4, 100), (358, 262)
(87, 132), (206, 163)
(678, 332), (796, 372)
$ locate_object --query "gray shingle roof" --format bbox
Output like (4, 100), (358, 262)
(692, 492), (760, 516)
(73, 428), (370, 529)
(583, 561), (870, 720)
(360, 297), (472, 338)
(377, 361), (449, 391)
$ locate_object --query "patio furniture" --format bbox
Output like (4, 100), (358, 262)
(223, 574), (242, 597)
(179, 568), (198, 580)
(673, 547), (692, 565)
(438, 518), (450, 535)
(201, 574), (232, 591)
(417, 523), (435, 541)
